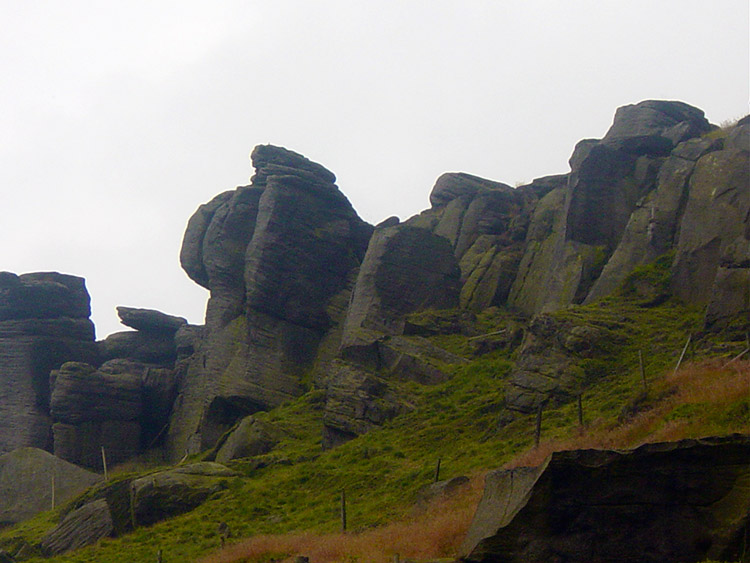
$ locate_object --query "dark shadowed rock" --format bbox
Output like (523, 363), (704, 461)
(461, 436), (750, 563)
(98, 330), (177, 365)
(0, 448), (102, 526)
(0, 272), (98, 454)
(40, 498), (113, 556)
(0, 272), (91, 321)
(116, 307), (187, 333)
(50, 362), (142, 468)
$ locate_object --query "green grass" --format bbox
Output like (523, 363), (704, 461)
(2, 260), (747, 562)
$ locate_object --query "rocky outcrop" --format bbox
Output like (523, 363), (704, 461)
(170, 145), (373, 459)
(0, 272), (98, 455)
(0, 448), (102, 526)
(321, 359), (411, 449)
(508, 100), (719, 316)
(40, 498), (113, 556)
(341, 224), (461, 355)
(49, 359), (178, 469)
(214, 416), (281, 463)
(672, 123), (749, 331)
(131, 462), (236, 526)
(461, 435), (750, 563)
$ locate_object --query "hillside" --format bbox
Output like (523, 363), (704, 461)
(0, 100), (748, 562)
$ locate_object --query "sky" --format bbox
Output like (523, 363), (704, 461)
(2, 1), (748, 339)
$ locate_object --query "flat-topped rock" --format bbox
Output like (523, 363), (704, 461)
(116, 306), (187, 333)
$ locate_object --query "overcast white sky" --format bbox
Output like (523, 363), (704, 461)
(2, 1), (748, 339)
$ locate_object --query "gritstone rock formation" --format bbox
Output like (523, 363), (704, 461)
(0, 272), (98, 454)
(171, 145), (373, 458)
(461, 435), (750, 563)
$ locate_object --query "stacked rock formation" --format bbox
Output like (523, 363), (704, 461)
(172, 145), (374, 458)
(0, 272), (98, 454)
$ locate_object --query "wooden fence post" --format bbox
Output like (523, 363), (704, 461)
(101, 447), (108, 481)
(639, 350), (647, 391)
(51, 475), (56, 510)
(434, 458), (441, 483)
(340, 489), (347, 532)
(673, 335), (692, 376)
(534, 403), (543, 448)
(577, 394), (584, 428)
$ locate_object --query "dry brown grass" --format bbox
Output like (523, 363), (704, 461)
(507, 359), (750, 469)
(199, 475), (484, 563)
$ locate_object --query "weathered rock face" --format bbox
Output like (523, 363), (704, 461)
(171, 145), (373, 459)
(50, 362), (142, 469)
(672, 128), (749, 330)
(0, 447), (102, 526)
(341, 224), (461, 353)
(461, 435), (750, 563)
(49, 359), (178, 469)
(0, 272), (98, 455)
(507, 100), (740, 319)
(321, 359), (411, 449)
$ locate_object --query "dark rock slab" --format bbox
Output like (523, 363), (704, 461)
(40, 498), (113, 556)
(0, 448), (102, 526)
(50, 362), (143, 469)
(0, 272), (90, 321)
(116, 307), (187, 333)
(461, 435), (750, 563)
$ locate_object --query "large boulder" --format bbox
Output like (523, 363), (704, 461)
(341, 224), (461, 353)
(0, 272), (98, 454)
(601, 99), (712, 156)
(461, 436), (750, 562)
(0, 448), (102, 526)
(131, 462), (237, 526)
(322, 359), (411, 449)
(40, 498), (113, 556)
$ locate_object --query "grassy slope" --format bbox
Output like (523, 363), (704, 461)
(3, 261), (749, 563)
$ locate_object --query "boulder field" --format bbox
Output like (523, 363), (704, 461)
(0, 99), (747, 473)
